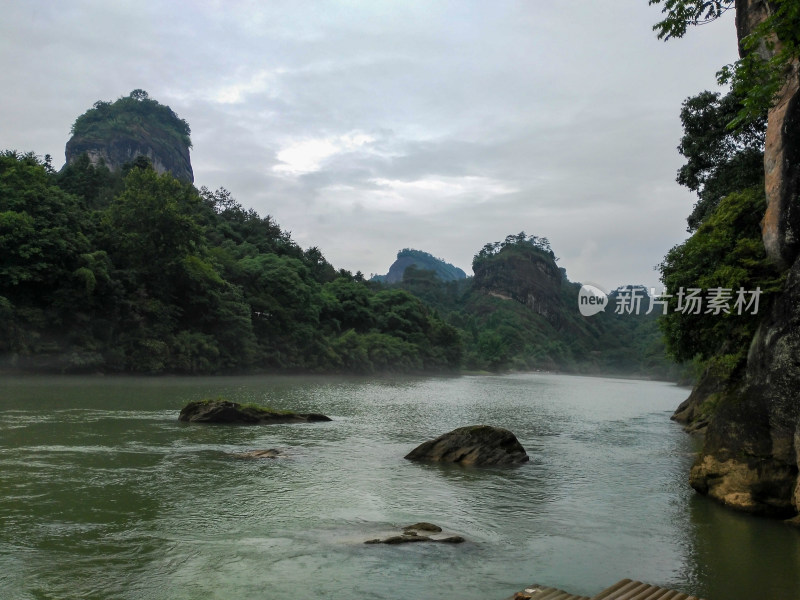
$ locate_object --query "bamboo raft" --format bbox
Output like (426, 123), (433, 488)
(507, 578), (705, 600)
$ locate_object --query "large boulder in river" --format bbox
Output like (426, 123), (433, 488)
(178, 399), (331, 424)
(404, 425), (528, 466)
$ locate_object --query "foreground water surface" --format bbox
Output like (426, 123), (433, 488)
(1, 373), (799, 600)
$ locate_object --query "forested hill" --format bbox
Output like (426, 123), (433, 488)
(391, 234), (677, 378)
(0, 92), (675, 377)
(372, 249), (467, 283)
(0, 149), (461, 374)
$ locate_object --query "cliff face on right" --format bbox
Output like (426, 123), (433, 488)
(687, 1), (800, 518)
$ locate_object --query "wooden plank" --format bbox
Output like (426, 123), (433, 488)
(508, 579), (705, 600)
(591, 579), (634, 599)
(590, 580), (704, 600)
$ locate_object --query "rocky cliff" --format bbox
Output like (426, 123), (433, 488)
(64, 90), (193, 182)
(686, 0), (800, 518)
(472, 243), (563, 326)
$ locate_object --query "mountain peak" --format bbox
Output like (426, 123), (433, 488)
(64, 90), (193, 182)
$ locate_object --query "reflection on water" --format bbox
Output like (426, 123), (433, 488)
(0, 373), (798, 599)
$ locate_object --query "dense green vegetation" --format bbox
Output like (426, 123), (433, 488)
(0, 151), (461, 374)
(393, 235), (677, 378)
(655, 84), (784, 381)
(473, 232), (556, 265)
(0, 146), (675, 377)
(71, 89), (191, 149)
(650, 0), (799, 381)
(676, 90), (766, 231)
(658, 187), (783, 379)
(0, 89), (683, 377)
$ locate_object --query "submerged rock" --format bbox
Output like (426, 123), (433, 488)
(402, 522), (441, 533)
(365, 523), (465, 545)
(404, 425), (529, 466)
(230, 449), (283, 459)
(178, 399), (331, 424)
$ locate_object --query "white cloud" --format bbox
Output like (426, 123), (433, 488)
(0, 0), (739, 288)
(212, 68), (286, 104)
(364, 176), (518, 213)
(273, 132), (375, 174)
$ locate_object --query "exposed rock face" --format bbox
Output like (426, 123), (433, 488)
(66, 136), (194, 183)
(671, 368), (725, 435)
(689, 262), (800, 516)
(761, 61), (800, 268)
(64, 92), (194, 182)
(404, 425), (529, 466)
(736, 0), (800, 267)
(472, 249), (563, 325)
(687, 1), (800, 517)
(178, 400), (331, 424)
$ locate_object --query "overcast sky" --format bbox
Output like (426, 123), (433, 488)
(1, 1), (738, 290)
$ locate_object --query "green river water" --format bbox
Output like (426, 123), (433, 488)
(1, 373), (798, 600)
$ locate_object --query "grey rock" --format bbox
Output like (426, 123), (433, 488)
(179, 399), (331, 424)
(404, 425), (529, 466)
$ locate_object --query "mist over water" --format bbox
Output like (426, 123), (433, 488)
(1, 374), (799, 600)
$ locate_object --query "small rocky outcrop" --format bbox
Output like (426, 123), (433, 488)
(178, 399), (331, 424)
(671, 367), (725, 435)
(364, 523), (465, 545)
(404, 425), (529, 466)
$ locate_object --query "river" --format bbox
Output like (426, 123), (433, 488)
(1, 373), (798, 600)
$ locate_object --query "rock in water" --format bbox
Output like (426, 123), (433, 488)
(364, 523), (465, 545)
(230, 449), (283, 459)
(178, 399), (331, 424)
(404, 425), (528, 466)
(402, 522), (441, 533)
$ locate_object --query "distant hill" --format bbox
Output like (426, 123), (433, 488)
(63, 89), (194, 182)
(387, 232), (680, 378)
(372, 249), (467, 283)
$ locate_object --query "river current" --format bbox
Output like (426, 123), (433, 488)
(1, 373), (798, 600)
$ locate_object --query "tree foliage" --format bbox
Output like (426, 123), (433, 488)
(0, 151), (461, 374)
(651, 0), (800, 126)
(71, 90), (191, 148)
(473, 232), (555, 266)
(677, 90), (766, 230)
(659, 188), (782, 361)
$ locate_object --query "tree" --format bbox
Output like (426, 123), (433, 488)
(129, 89), (149, 101)
(0, 151), (90, 295)
(658, 187), (782, 374)
(676, 90), (766, 230)
(650, 0), (800, 126)
(104, 166), (203, 285)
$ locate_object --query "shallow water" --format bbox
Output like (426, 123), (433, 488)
(1, 373), (798, 600)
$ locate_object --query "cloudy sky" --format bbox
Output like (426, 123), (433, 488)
(1, 1), (738, 290)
